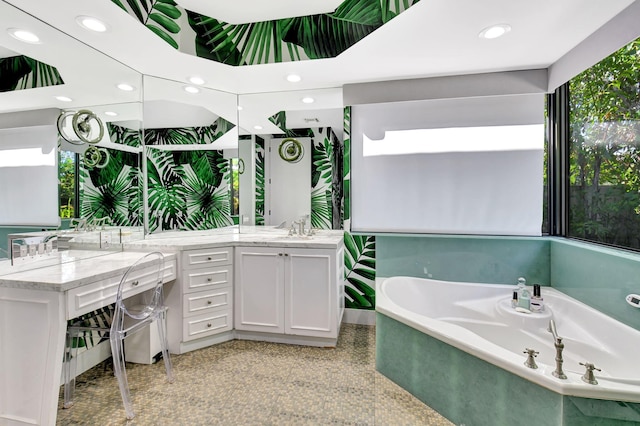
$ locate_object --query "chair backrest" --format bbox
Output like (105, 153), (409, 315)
(111, 252), (165, 332)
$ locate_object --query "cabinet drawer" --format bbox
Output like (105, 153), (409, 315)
(183, 310), (232, 341)
(67, 260), (176, 319)
(184, 266), (233, 293)
(182, 247), (232, 269)
(183, 287), (232, 317)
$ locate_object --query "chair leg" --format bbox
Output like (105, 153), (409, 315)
(63, 329), (80, 409)
(156, 312), (174, 383)
(110, 334), (135, 420)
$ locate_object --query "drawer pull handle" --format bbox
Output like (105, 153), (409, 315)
(207, 277), (212, 282)
(207, 323), (212, 328)
(131, 280), (139, 286)
(207, 257), (212, 260)
(207, 300), (212, 305)
(278, 253), (283, 256)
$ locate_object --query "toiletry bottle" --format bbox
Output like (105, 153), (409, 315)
(531, 284), (544, 312)
(517, 277), (531, 310)
(511, 291), (518, 308)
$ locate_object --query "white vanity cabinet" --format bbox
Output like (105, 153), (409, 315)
(234, 244), (344, 346)
(168, 246), (234, 353)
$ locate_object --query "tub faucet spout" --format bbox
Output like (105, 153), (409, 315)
(547, 320), (567, 379)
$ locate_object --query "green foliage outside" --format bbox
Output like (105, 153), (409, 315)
(569, 38), (640, 248)
(59, 151), (76, 218)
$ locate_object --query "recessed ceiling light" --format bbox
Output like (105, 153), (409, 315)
(7, 28), (40, 44)
(254, 125), (263, 130)
(286, 74), (301, 83)
(76, 15), (108, 32)
(237, 106), (243, 111)
(188, 76), (205, 85)
(478, 24), (511, 40)
(184, 86), (200, 94)
(55, 96), (72, 102)
(302, 97), (315, 104)
(104, 111), (118, 117)
(117, 83), (134, 91)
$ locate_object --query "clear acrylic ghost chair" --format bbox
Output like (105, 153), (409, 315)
(110, 251), (174, 420)
(63, 252), (174, 416)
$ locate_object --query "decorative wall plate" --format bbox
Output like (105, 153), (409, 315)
(278, 138), (304, 163)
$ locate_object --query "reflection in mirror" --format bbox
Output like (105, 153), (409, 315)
(0, 1), (143, 268)
(142, 75), (238, 233)
(237, 89), (343, 232)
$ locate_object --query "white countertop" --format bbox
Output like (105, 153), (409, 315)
(126, 227), (344, 250)
(0, 250), (177, 292)
(0, 228), (343, 292)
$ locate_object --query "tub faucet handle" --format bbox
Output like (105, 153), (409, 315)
(523, 348), (539, 369)
(579, 362), (601, 385)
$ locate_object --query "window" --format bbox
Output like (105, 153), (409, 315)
(59, 150), (77, 218)
(568, 38), (640, 249)
(230, 157), (239, 218)
(351, 94), (546, 236)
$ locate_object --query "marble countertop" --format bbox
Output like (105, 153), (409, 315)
(0, 250), (176, 292)
(0, 228), (342, 292)
(125, 227), (344, 250)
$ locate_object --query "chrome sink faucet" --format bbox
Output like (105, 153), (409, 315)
(548, 319), (567, 379)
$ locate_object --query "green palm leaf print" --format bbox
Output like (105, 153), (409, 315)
(344, 232), (376, 309)
(0, 55), (63, 92)
(112, 0), (182, 49)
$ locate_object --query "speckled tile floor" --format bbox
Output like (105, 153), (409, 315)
(57, 324), (453, 425)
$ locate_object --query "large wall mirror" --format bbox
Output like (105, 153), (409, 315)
(141, 75), (238, 234)
(0, 1), (143, 265)
(237, 88), (343, 232)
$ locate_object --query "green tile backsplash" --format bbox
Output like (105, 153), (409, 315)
(376, 234), (551, 286)
(550, 239), (640, 331)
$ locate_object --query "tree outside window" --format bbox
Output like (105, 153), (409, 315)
(59, 150), (76, 218)
(569, 38), (640, 249)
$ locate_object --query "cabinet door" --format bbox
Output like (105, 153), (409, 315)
(234, 247), (284, 333)
(284, 248), (337, 338)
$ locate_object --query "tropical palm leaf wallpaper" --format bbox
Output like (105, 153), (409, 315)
(146, 148), (232, 232)
(111, 0), (420, 65)
(343, 107), (351, 222)
(341, 106), (376, 309)
(255, 136), (265, 225)
(108, 123), (141, 147)
(143, 118), (234, 146)
(344, 232), (376, 309)
(79, 147), (142, 226)
(0, 55), (64, 92)
(311, 127), (343, 229)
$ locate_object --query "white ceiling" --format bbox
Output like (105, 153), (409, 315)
(0, 0), (637, 137)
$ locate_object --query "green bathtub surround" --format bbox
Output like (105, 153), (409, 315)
(550, 239), (640, 331)
(562, 396), (640, 425)
(376, 234), (551, 286)
(377, 313), (640, 426)
(376, 313), (562, 426)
